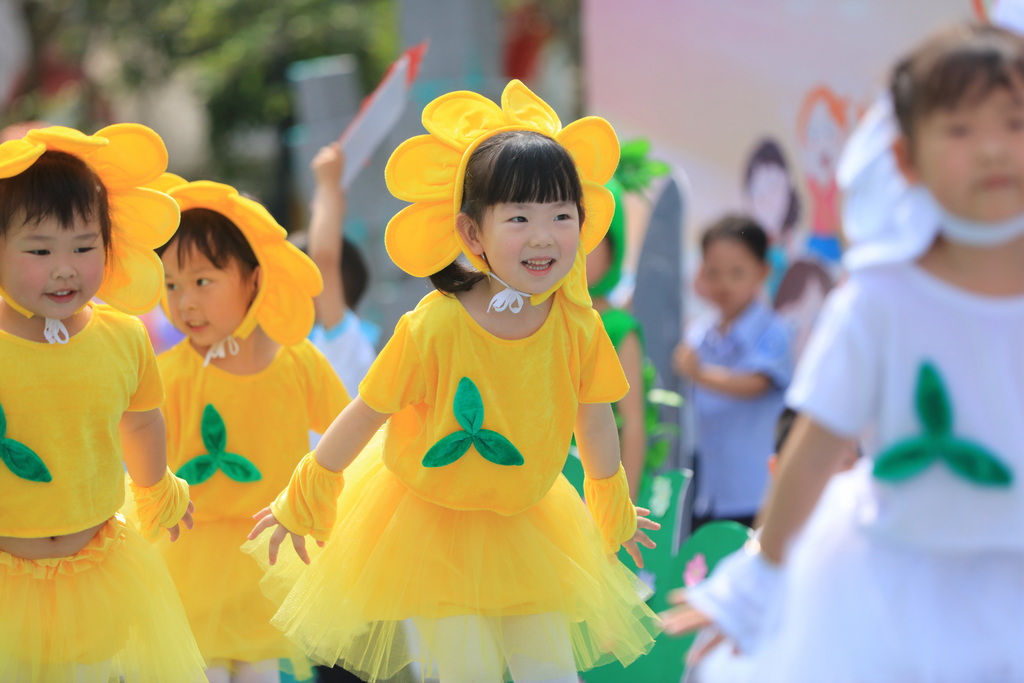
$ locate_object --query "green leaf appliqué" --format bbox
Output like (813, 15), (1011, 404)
(421, 377), (523, 468)
(874, 363), (1012, 487)
(0, 403), (51, 483)
(176, 404), (263, 485)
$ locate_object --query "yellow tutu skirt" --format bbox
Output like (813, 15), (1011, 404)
(157, 516), (312, 678)
(0, 514), (205, 683)
(245, 441), (660, 682)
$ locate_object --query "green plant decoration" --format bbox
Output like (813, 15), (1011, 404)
(614, 138), (671, 194)
(0, 403), (51, 482)
(873, 363), (1012, 486)
(176, 404), (262, 485)
(422, 377), (524, 468)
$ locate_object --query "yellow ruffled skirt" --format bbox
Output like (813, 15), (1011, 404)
(157, 516), (311, 678)
(0, 514), (206, 682)
(246, 440), (660, 682)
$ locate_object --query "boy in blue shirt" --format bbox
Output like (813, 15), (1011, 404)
(674, 215), (795, 529)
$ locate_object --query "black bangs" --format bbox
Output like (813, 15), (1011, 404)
(0, 150), (112, 256)
(461, 131), (584, 223)
(157, 208), (259, 275)
(892, 23), (1024, 138)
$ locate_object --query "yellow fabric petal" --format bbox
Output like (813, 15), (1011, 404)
(147, 172), (189, 194)
(529, 246), (592, 309)
(259, 279), (318, 347)
(558, 117), (620, 186)
(502, 80), (561, 136)
(385, 135), (462, 202)
(422, 91), (506, 148)
(580, 182), (615, 255)
(385, 202), (462, 277)
(26, 126), (108, 159)
(97, 246), (168, 315)
(109, 188), (180, 249)
(86, 124), (168, 188)
(0, 139), (45, 179)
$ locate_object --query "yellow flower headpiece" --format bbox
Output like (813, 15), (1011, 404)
(0, 124), (179, 316)
(384, 79), (619, 308)
(155, 176), (323, 346)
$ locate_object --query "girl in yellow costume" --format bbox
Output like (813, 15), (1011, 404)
(0, 125), (205, 682)
(153, 177), (350, 683)
(247, 80), (662, 683)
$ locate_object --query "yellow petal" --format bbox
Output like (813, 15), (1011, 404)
(0, 139), (45, 178)
(84, 124), (169, 187)
(502, 80), (561, 136)
(385, 202), (462, 277)
(147, 172), (189, 194)
(580, 182), (615, 254)
(109, 188), (180, 251)
(558, 117), (619, 185)
(385, 135), (462, 202)
(423, 91), (505, 148)
(258, 278), (317, 346)
(27, 127), (108, 158)
(96, 246), (167, 315)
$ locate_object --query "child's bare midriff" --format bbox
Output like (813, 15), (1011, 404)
(0, 522), (106, 559)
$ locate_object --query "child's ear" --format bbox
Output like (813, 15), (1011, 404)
(249, 265), (262, 304)
(456, 214), (484, 257)
(892, 135), (920, 184)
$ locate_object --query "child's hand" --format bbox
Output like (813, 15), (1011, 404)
(311, 142), (345, 189)
(659, 589), (730, 664)
(672, 344), (700, 379)
(622, 506), (660, 568)
(167, 500), (195, 542)
(248, 506), (323, 565)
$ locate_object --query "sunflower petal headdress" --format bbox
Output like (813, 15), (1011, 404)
(0, 124), (179, 317)
(155, 176), (323, 346)
(384, 79), (619, 308)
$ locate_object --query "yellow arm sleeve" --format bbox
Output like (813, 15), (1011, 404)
(584, 464), (637, 554)
(270, 452), (344, 543)
(129, 468), (190, 540)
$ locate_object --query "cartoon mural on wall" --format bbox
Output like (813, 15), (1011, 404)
(796, 85), (848, 265)
(741, 138), (801, 300)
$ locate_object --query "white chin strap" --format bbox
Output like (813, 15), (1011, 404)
(203, 336), (240, 366)
(486, 272), (529, 314)
(939, 211), (1024, 247)
(43, 318), (70, 345)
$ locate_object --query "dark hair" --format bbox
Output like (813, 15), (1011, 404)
(0, 150), (112, 259)
(774, 407), (798, 454)
(429, 130), (585, 293)
(891, 23), (1024, 144)
(700, 214), (768, 262)
(743, 138), (801, 235)
(155, 208), (259, 276)
(772, 259), (833, 310)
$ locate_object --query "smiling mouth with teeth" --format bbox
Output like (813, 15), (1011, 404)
(523, 259), (553, 271)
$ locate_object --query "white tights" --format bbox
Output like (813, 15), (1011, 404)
(420, 612), (578, 683)
(205, 659), (281, 683)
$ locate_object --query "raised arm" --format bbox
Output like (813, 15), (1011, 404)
(121, 408), (193, 541)
(308, 143), (348, 331)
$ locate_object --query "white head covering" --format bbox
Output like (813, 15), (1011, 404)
(839, 5), (1024, 270)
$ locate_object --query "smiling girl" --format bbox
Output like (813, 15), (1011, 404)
(246, 80), (661, 683)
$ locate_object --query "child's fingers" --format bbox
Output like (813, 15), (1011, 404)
(251, 506), (273, 523)
(248, 512), (278, 541)
(624, 540), (644, 569)
(292, 534), (311, 565)
(636, 530), (656, 549)
(637, 516), (661, 531)
(268, 526), (288, 566)
(167, 523), (181, 543)
(659, 604), (712, 636)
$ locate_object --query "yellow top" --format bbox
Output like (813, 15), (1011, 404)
(383, 79), (619, 310)
(158, 339), (350, 521)
(0, 125), (178, 316)
(359, 290), (627, 515)
(0, 304), (164, 536)
(154, 177), (324, 345)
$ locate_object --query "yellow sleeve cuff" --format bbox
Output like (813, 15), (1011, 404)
(130, 468), (190, 540)
(270, 452), (344, 543)
(584, 464), (637, 554)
